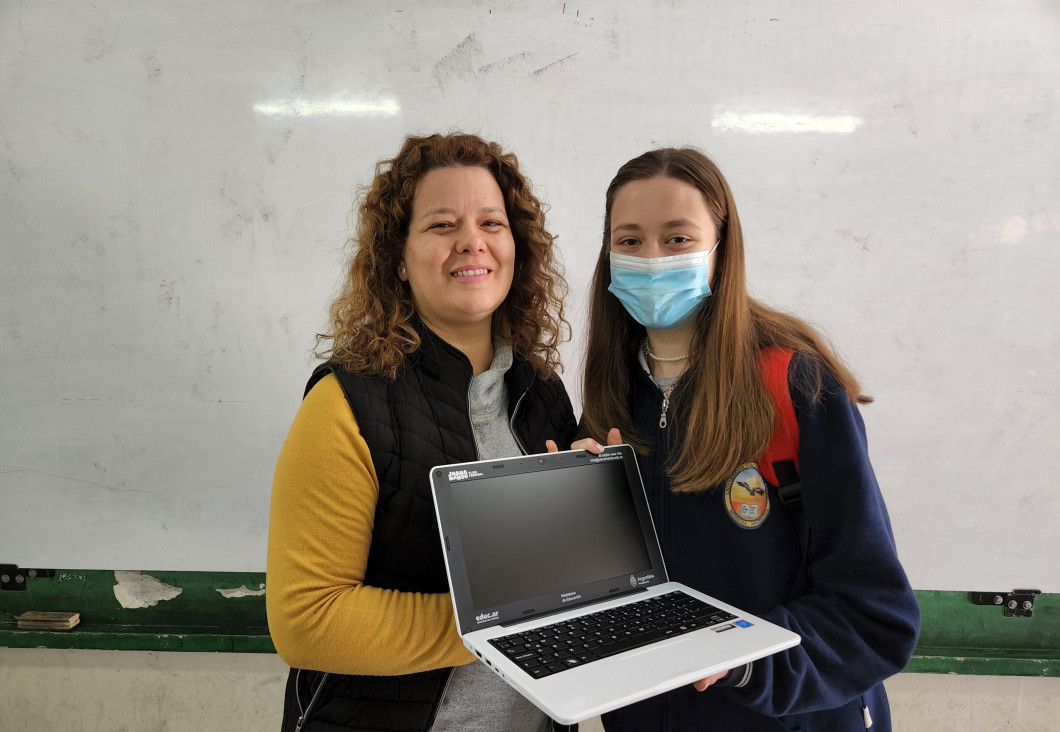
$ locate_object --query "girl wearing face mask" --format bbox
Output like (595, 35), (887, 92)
(575, 148), (920, 731)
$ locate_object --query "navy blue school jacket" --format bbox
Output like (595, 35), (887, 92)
(601, 353), (920, 732)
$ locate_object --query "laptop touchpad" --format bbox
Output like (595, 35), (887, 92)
(620, 639), (724, 679)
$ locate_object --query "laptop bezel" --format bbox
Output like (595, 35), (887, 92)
(430, 445), (671, 634)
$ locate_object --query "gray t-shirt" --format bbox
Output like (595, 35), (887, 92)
(431, 343), (551, 732)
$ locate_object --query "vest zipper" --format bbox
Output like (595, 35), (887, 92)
(426, 667), (456, 731)
(507, 385), (530, 455)
(294, 669), (330, 731)
(465, 385), (482, 458)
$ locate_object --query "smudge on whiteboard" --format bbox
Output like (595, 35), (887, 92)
(434, 34), (481, 88)
(1001, 216), (1028, 245)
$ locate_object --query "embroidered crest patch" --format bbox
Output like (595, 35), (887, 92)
(724, 463), (770, 529)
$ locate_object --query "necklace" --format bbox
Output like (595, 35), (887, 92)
(644, 341), (690, 362)
(641, 339), (684, 428)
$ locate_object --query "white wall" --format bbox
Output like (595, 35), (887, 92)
(3, 0), (1059, 593)
(1, 648), (1058, 732)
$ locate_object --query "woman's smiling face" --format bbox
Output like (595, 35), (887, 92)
(401, 165), (516, 339)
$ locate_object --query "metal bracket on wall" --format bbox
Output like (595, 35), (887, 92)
(970, 588), (1042, 618)
(0, 565), (55, 592)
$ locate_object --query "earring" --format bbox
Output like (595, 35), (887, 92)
(398, 263), (407, 280)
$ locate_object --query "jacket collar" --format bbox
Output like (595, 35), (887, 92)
(410, 316), (474, 386)
(410, 316), (537, 404)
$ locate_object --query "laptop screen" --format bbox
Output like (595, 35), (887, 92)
(432, 447), (667, 631)
(450, 456), (652, 610)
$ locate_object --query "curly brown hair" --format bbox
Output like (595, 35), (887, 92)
(316, 133), (569, 379)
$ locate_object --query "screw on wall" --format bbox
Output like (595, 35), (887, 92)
(969, 589), (1042, 618)
(0, 564), (27, 591)
(0, 565), (55, 591)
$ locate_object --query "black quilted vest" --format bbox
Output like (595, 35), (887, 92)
(281, 322), (578, 732)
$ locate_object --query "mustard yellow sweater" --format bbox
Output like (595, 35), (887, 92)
(266, 373), (475, 675)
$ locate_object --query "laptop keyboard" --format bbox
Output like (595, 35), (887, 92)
(487, 591), (737, 678)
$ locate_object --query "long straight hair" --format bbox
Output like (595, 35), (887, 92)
(581, 148), (869, 493)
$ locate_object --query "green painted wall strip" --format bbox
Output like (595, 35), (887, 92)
(905, 590), (1059, 677)
(1, 571), (1056, 676)
(915, 590), (1058, 653)
(0, 570), (268, 628)
(0, 628), (274, 653)
(907, 651), (1056, 677)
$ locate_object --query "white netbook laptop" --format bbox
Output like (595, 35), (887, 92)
(429, 445), (800, 724)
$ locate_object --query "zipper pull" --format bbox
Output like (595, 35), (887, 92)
(862, 705), (873, 728)
(659, 384), (674, 429)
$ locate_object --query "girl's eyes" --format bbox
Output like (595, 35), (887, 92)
(614, 236), (694, 247)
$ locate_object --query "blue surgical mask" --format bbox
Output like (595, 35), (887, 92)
(608, 246), (717, 331)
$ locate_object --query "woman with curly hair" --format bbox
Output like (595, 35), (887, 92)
(267, 133), (578, 732)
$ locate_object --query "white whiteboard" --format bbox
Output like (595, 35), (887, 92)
(2, 1), (1058, 591)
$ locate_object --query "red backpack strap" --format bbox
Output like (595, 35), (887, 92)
(757, 346), (799, 488)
